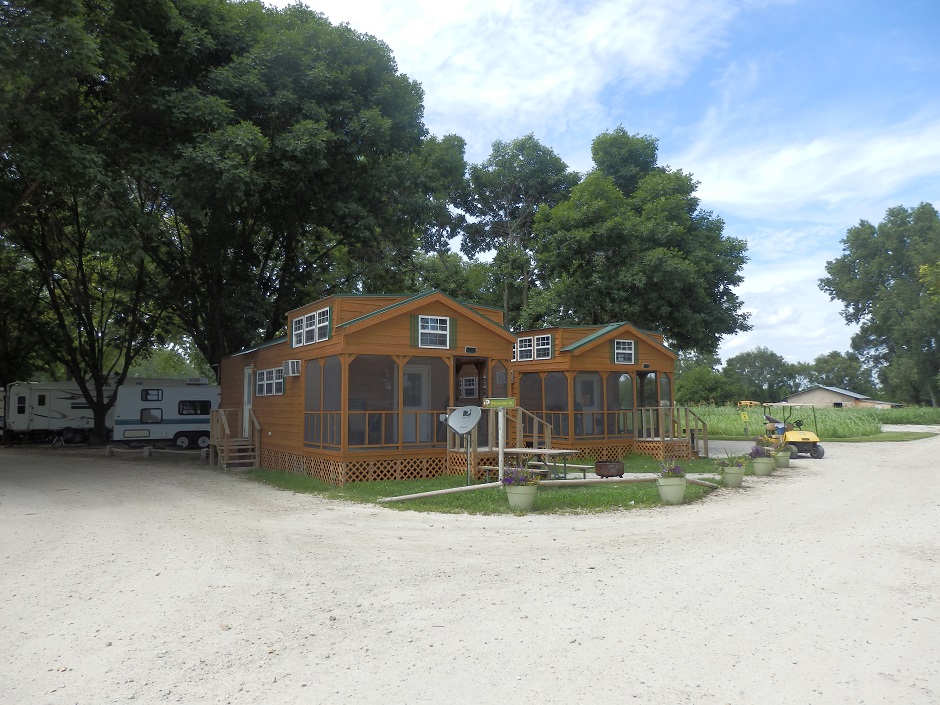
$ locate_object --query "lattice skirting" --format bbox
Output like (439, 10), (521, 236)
(448, 442), (637, 481)
(633, 439), (694, 461)
(258, 447), (447, 486)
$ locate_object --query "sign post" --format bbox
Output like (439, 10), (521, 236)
(483, 398), (516, 480)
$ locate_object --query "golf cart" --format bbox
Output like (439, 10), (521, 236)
(762, 403), (825, 459)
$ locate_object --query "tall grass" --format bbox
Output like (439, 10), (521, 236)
(691, 405), (940, 438)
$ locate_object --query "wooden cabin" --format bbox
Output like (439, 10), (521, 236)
(213, 291), (705, 484)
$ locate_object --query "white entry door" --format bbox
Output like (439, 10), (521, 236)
(243, 366), (253, 437)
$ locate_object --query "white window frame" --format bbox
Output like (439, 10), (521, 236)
(516, 336), (534, 361)
(535, 334), (552, 360)
(459, 376), (477, 399)
(418, 315), (449, 349)
(255, 367), (284, 396)
(614, 339), (635, 365)
(292, 307), (330, 348)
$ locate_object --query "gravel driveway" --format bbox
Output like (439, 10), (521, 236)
(1, 429), (938, 704)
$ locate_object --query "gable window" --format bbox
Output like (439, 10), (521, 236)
(256, 367), (284, 396)
(516, 336), (534, 360)
(535, 335), (552, 359)
(292, 307), (331, 347)
(419, 315), (449, 348)
(460, 376), (478, 399)
(614, 339), (635, 364)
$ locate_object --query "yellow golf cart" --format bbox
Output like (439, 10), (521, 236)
(762, 403), (825, 459)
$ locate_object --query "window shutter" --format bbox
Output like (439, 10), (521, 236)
(449, 317), (457, 349)
(327, 306), (333, 339)
(610, 340), (616, 363)
(551, 335), (556, 358)
(410, 315), (419, 347)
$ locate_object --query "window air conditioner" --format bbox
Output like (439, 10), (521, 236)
(283, 360), (301, 377)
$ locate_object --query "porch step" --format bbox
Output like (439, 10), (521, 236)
(218, 440), (257, 469)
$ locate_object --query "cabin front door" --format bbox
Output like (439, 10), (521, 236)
(242, 366), (253, 437)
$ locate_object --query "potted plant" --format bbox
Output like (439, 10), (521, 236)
(716, 455), (746, 488)
(770, 438), (791, 468)
(501, 466), (540, 512)
(749, 439), (775, 476)
(656, 461), (687, 504)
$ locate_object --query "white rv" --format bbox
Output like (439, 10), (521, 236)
(3, 381), (115, 443)
(111, 378), (220, 448)
(3, 378), (219, 448)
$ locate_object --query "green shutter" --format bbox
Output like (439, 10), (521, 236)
(410, 315), (419, 347)
(449, 317), (457, 349)
(327, 306), (333, 339)
(551, 335), (556, 359)
(610, 340), (616, 363)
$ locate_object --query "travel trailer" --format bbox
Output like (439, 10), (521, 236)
(3, 378), (219, 447)
(110, 378), (220, 448)
(3, 381), (112, 443)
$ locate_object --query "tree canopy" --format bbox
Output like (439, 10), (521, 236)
(820, 203), (940, 406)
(530, 128), (750, 351)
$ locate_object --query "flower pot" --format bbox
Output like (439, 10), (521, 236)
(751, 457), (774, 476)
(595, 461), (624, 478)
(655, 476), (687, 504)
(723, 466), (745, 488)
(772, 451), (790, 468)
(505, 484), (537, 512)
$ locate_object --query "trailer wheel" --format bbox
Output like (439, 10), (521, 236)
(197, 434), (210, 449)
(174, 433), (191, 449)
(810, 445), (825, 459)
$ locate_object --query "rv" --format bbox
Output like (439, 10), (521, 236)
(111, 378), (220, 448)
(3, 381), (115, 443)
(3, 378), (219, 448)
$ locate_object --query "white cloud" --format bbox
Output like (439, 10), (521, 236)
(275, 0), (744, 161)
(678, 108), (940, 224)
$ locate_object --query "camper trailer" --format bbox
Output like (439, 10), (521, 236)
(3, 381), (114, 443)
(111, 378), (220, 448)
(3, 378), (220, 447)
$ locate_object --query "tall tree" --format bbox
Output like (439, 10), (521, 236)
(820, 203), (940, 406)
(461, 134), (578, 327)
(532, 128), (750, 351)
(0, 240), (50, 387)
(808, 351), (877, 397)
(139, 2), (435, 369)
(722, 347), (797, 402)
(1, 0), (210, 437)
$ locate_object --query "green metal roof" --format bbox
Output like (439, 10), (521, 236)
(231, 335), (288, 356)
(560, 323), (627, 352)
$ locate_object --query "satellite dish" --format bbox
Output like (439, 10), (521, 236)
(447, 406), (482, 435)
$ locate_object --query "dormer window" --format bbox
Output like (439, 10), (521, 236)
(614, 339), (635, 364)
(292, 306), (331, 347)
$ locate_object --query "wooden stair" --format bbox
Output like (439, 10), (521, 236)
(218, 438), (257, 468)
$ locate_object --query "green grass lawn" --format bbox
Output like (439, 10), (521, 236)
(244, 455), (725, 515)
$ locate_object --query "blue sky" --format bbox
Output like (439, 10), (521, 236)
(268, 0), (940, 365)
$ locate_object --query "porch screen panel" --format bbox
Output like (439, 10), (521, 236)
(659, 373), (672, 406)
(519, 373), (543, 411)
(304, 359), (322, 446)
(543, 372), (568, 436)
(607, 372), (634, 436)
(322, 356), (342, 448)
(428, 358), (449, 444)
(348, 355), (397, 447)
(574, 372), (603, 437)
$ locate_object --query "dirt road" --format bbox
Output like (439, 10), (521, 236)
(1, 432), (938, 704)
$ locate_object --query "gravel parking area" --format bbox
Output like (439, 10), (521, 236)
(1, 429), (938, 704)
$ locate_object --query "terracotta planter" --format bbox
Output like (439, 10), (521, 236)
(655, 476), (687, 504)
(751, 457), (774, 476)
(505, 484), (537, 512)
